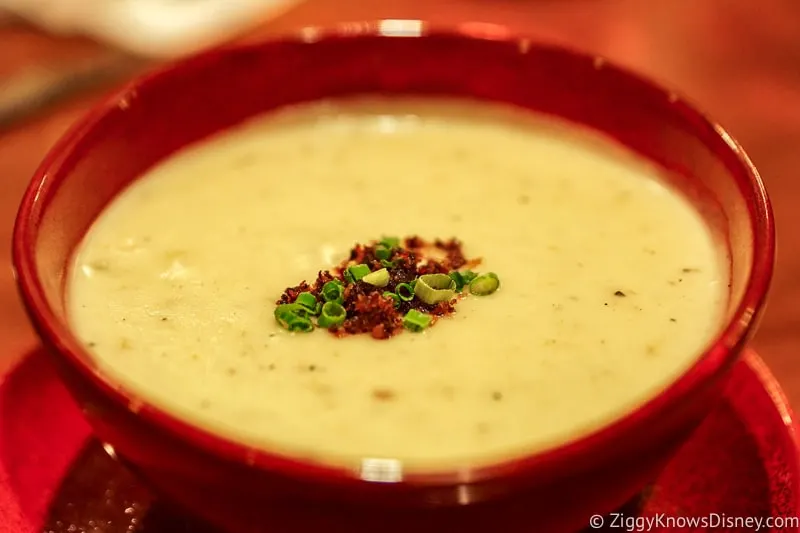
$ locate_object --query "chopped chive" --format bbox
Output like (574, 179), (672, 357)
(461, 270), (478, 284)
(449, 271), (466, 292)
(274, 304), (315, 331)
(382, 291), (401, 308)
(415, 273), (457, 305)
(375, 246), (393, 261)
(318, 301), (346, 328)
(396, 283), (415, 301)
(347, 264), (371, 282)
(469, 272), (500, 296)
(403, 309), (432, 332)
(274, 303), (310, 322)
(380, 259), (396, 268)
(362, 268), (390, 287)
(343, 269), (354, 283)
(286, 315), (314, 332)
(380, 236), (400, 249)
(321, 280), (344, 303)
(295, 292), (318, 314)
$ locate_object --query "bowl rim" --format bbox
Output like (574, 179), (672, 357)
(11, 19), (775, 487)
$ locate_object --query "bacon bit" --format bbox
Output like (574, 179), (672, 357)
(434, 238), (468, 270)
(404, 236), (425, 249)
(371, 324), (389, 340)
(276, 271), (335, 305)
(277, 236), (478, 339)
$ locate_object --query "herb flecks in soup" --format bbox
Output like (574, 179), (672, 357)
(274, 236), (499, 339)
(68, 98), (727, 470)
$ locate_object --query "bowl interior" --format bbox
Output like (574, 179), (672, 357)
(15, 29), (772, 478)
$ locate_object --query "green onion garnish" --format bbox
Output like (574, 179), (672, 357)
(321, 280), (344, 303)
(382, 291), (401, 308)
(286, 315), (314, 332)
(347, 264), (371, 282)
(461, 270), (478, 284)
(414, 273), (457, 305)
(449, 271), (466, 292)
(375, 246), (393, 261)
(396, 283), (415, 301)
(274, 303), (309, 321)
(318, 301), (346, 328)
(380, 236), (400, 249)
(469, 272), (500, 296)
(274, 304), (315, 332)
(403, 309), (432, 332)
(295, 292), (318, 314)
(362, 268), (390, 287)
(380, 259), (396, 269)
(449, 271), (477, 292)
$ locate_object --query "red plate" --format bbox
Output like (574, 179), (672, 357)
(1, 349), (798, 533)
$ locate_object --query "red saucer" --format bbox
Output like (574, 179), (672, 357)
(1, 349), (798, 533)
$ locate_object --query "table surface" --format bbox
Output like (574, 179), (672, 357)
(1, 0), (799, 405)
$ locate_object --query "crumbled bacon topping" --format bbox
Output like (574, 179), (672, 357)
(276, 236), (480, 339)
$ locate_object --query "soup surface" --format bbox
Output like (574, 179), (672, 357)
(68, 98), (727, 470)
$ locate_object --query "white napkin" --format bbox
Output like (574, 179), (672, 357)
(0, 0), (303, 58)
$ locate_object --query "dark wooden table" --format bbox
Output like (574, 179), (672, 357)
(1, 0), (799, 404)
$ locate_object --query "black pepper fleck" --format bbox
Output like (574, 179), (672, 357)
(87, 342), (97, 348)
(160, 317), (168, 322)
(614, 291), (626, 297)
(268, 363), (276, 371)
(491, 391), (503, 401)
(372, 388), (396, 401)
(226, 368), (237, 376)
(670, 318), (677, 322)
(308, 364), (317, 372)
(682, 268), (700, 273)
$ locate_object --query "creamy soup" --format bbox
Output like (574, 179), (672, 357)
(68, 98), (727, 470)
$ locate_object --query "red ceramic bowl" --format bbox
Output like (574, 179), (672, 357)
(12, 21), (774, 533)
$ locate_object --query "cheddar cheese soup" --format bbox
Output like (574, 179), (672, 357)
(68, 98), (727, 470)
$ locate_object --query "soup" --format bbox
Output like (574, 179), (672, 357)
(67, 98), (727, 470)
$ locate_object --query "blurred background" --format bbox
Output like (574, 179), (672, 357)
(0, 0), (799, 404)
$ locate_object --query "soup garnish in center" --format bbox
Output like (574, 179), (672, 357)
(274, 235), (500, 338)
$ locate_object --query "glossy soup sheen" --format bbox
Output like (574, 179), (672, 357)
(67, 98), (728, 470)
